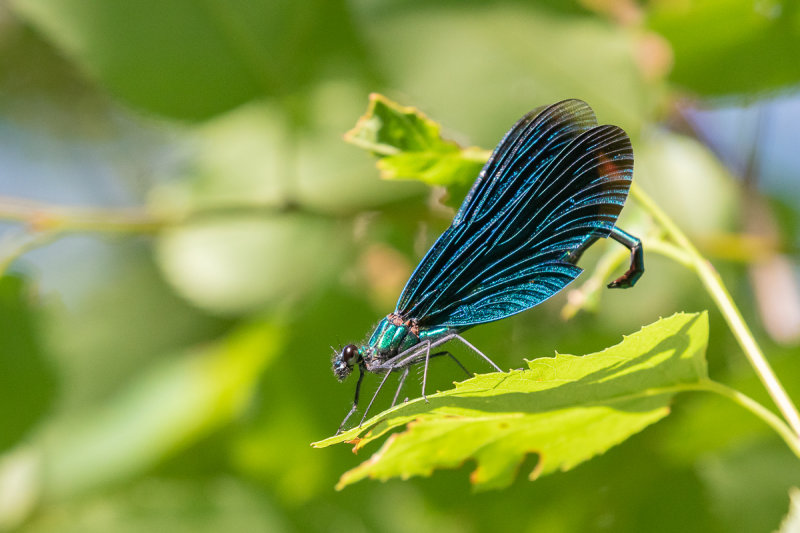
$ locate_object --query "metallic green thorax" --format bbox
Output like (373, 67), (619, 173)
(363, 315), (450, 360)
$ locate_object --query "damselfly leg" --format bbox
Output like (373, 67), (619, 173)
(452, 334), (503, 372)
(336, 366), (365, 435)
(391, 351), (471, 407)
(357, 369), (394, 427)
(338, 336), (501, 432)
(422, 341), (432, 402)
(391, 367), (410, 407)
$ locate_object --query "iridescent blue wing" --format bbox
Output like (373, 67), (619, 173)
(394, 99), (633, 328)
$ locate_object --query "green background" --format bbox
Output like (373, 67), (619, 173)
(0, 1), (799, 531)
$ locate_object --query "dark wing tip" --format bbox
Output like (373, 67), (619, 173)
(587, 124), (634, 183)
(453, 99), (601, 227)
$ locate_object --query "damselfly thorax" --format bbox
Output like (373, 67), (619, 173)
(334, 314), (453, 375)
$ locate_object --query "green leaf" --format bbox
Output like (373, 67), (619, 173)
(313, 312), (710, 491)
(648, 0), (800, 96)
(345, 93), (489, 188)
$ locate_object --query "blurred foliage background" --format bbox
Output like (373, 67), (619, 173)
(0, 0), (799, 531)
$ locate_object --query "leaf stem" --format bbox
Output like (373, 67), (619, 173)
(631, 183), (800, 439)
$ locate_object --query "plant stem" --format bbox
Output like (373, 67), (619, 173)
(0, 196), (165, 234)
(631, 183), (800, 438)
(0, 195), (342, 275)
(644, 238), (693, 268)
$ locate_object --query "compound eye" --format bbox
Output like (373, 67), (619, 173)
(342, 344), (358, 363)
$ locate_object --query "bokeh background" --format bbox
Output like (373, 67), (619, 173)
(1, 1), (799, 531)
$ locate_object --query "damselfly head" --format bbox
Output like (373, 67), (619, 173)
(333, 344), (359, 381)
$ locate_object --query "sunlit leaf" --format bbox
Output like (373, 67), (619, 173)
(314, 312), (710, 491)
(345, 93), (488, 188)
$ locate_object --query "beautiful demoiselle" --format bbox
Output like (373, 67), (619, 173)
(332, 99), (644, 432)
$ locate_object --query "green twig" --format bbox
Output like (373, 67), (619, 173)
(631, 183), (800, 439)
(644, 237), (693, 268)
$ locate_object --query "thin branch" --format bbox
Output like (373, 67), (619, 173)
(0, 195), (341, 274)
(0, 196), (339, 233)
(0, 196), (165, 234)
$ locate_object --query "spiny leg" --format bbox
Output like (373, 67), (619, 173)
(452, 334), (503, 372)
(390, 333), (499, 376)
(358, 369), (394, 427)
(337, 365), (365, 434)
(411, 350), (473, 377)
(416, 341), (471, 402)
(394, 350), (472, 406)
(607, 226), (644, 289)
(378, 334), (492, 408)
(421, 340), (432, 402)
(391, 367), (410, 407)
(340, 336), (490, 432)
(389, 337), (473, 378)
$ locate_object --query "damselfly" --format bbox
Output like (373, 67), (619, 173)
(332, 99), (644, 432)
